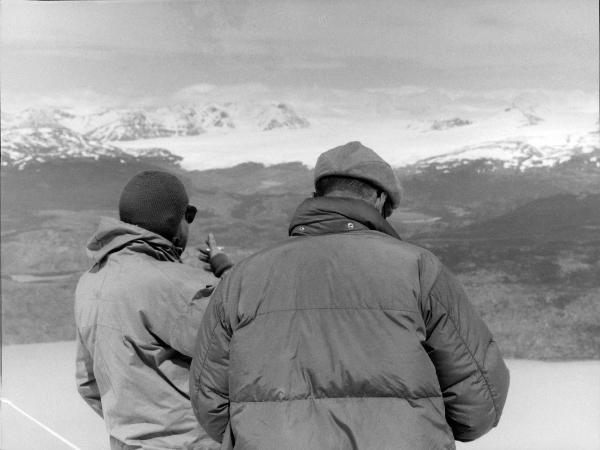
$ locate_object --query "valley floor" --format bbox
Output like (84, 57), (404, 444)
(1, 341), (599, 450)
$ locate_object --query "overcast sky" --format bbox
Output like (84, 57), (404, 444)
(1, 0), (598, 106)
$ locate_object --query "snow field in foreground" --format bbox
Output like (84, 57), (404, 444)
(1, 341), (599, 450)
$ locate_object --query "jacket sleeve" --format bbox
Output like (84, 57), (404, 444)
(167, 292), (213, 357)
(189, 278), (232, 443)
(75, 328), (103, 417)
(420, 261), (510, 442)
(142, 266), (216, 357)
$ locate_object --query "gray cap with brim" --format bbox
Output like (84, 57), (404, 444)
(314, 141), (402, 209)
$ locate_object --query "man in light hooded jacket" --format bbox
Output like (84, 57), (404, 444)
(75, 170), (231, 449)
(190, 142), (510, 449)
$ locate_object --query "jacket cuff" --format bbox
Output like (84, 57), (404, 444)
(210, 253), (233, 278)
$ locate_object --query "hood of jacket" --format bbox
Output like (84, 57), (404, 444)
(86, 217), (182, 264)
(288, 196), (401, 240)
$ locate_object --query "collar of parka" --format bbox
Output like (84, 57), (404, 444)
(288, 196), (401, 240)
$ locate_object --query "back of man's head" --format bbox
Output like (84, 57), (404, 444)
(315, 175), (380, 201)
(119, 170), (189, 241)
(314, 141), (401, 211)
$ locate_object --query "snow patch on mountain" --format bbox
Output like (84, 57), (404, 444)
(502, 106), (544, 126)
(85, 111), (181, 141)
(412, 134), (600, 172)
(431, 118), (473, 131)
(191, 104), (235, 130)
(256, 103), (310, 131)
(2, 108), (76, 130)
(1, 126), (122, 167)
(123, 147), (183, 164)
(0, 125), (181, 169)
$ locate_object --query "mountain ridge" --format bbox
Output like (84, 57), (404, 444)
(2, 102), (310, 143)
(0, 124), (183, 169)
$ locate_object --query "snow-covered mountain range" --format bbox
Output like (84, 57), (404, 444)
(1, 102), (309, 140)
(0, 124), (183, 169)
(0, 102), (310, 168)
(1, 93), (598, 172)
(412, 131), (599, 172)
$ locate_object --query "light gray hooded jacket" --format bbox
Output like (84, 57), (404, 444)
(75, 217), (218, 449)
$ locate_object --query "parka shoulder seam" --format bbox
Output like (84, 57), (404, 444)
(255, 306), (419, 318)
(230, 394), (442, 404)
(193, 318), (222, 398)
(78, 322), (122, 333)
(419, 251), (444, 305)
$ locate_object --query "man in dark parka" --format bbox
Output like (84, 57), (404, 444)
(190, 142), (510, 449)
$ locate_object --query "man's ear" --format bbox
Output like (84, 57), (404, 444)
(374, 191), (388, 217)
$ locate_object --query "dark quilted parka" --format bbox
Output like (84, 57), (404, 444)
(190, 197), (509, 450)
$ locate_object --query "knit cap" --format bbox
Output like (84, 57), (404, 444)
(314, 141), (401, 209)
(119, 170), (189, 240)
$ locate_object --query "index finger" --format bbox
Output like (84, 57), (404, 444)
(207, 232), (218, 251)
